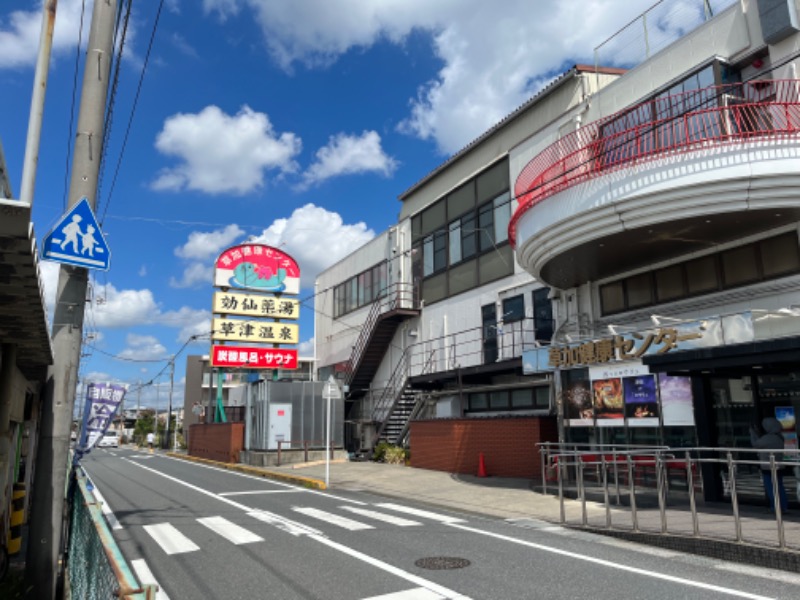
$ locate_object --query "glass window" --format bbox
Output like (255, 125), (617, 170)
(685, 255), (719, 295)
(626, 272), (653, 308)
(760, 233), (800, 278)
(600, 281), (625, 314)
(478, 245), (512, 285)
(721, 245), (759, 287)
(411, 214), (422, 242)
(655, 265), (685, 301)
(534, 386), (550, 408)
(375, 262), (388, 297)
(448, 261), (477, 296)
(449, 220), (462, 265)
(476, 159), (508, 204)
(493, 192), (511, 244)
(347, 278), (358, 312)
(461, 213), (477, 259)
(362, 270), (373, 304)
(532, 287), (553, 343)
(477, 201), (494, 251)
(511, 388), (534, 408)
(469, 392), (488, 410)
(357, 272), (367, 306)
(433, 229), (447, 272)
(502, 295), (525, 322)
(447, 183), (475, 218)
(489, 390), (509, 409)
(423, 235), (434, 277)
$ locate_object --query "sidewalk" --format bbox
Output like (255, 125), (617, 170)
(170, 453), (800, 573)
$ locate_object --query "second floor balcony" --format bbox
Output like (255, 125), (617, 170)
(510, 79), (800, 290)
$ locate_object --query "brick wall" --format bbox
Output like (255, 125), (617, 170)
(409, 416), (558, 479)
(188, 423), (245, 463)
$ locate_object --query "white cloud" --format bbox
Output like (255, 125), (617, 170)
(251, 203), (375, 288)
(300, 131), (397, 189)
(175, 224), (245, 260)
(296, 337), (314, 357)
(151, 105), (301, 194)
(169, 263), (213, 289)
(39, 260), (60, 325)
(118, 334), (169, 361)
(230, 0), (661, 154)
(91, 284), (161, 328)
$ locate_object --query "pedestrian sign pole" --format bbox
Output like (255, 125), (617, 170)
(322, 375), (342, 488)
(42, 197), (110, 270)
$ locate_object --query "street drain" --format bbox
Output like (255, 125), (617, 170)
(414, 557), (471, 570)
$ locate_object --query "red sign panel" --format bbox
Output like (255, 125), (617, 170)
(214, 244), (300, 295)
(210, 345), (298, 369)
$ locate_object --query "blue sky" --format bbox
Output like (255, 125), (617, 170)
(0, 0), (659, 410)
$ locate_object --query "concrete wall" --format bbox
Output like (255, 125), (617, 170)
(409, 416), (558, 479)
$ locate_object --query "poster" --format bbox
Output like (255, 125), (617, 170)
(562, 368), (593, 426)
(592, 377), (625, 425)
(624, 374), (659, 427)
(775, 406), (797, 459)
(659, 374), (695, 426)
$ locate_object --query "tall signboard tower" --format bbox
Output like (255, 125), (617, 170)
(209, 244), (301, 421)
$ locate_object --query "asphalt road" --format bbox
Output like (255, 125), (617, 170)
(80, 449), (800, 600)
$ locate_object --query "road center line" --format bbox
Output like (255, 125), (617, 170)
(446, 522), (774, 600)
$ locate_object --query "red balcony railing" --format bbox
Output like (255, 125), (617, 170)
(509, 80), (800, 246)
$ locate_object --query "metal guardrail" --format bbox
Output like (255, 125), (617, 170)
(537, 443), (800, 550)
(510, 79), (800, 245)
(67, 469), (156, 599)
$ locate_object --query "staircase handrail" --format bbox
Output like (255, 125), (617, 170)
(344, 282), (417, 390)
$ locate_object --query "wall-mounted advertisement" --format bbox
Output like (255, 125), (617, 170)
(623, 374), (659, 427)
(589, 363), (649, 427)
(775, 406), (797, 458)
(563, 368), (593, 426)
(658, 373), (695, 426)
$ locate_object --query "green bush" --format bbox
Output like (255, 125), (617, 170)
(372, 441), (391, 462)
(384, 446), (406, 465)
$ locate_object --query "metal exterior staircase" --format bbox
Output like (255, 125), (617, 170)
(343, 283), (419, 400)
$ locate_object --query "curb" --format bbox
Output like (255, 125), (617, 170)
(165, 452), (327, 490)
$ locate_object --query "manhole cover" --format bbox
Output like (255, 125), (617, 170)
(414, 557), (471, 570)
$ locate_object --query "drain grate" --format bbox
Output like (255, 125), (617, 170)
(414, 556), (471, 570)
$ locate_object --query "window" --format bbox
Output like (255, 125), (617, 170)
(469, 392), (488, 410)
(502, 295), (525, 322)
(467, 387), (550, 412)
(477, 201), (495, 251)
(447, 182), (475, 219)
(532, 287), (553, 344)
(493, 192), (511, 244)
(599, 233), (800, 315)
(333, 261), (389, 318)
(489, 390), (508, 409)
(448, 220), (462, 265)
(511, 389), (533, 408)
(461, 213), (477, 259)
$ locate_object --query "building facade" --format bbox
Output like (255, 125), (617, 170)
(512, 0), (800, 501)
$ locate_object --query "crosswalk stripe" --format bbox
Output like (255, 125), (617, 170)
(374, 503), (466, 524)
(340, 506), (422, 527)
(131, 559), (171, 600)
(292, 507), (374, 530)
(143, 523), (200, 555)
(197, 516), (264, 545)
(360, 588), (447, 600)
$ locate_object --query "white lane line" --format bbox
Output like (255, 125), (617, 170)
(197, 516), (264, 545)
(446, 522), (774, 600)
(311, 534), (471, 600)
(715, 562), (800, 585)
(361, 588), (446, 600)
(340, 506), (422, 527)
(131, 559), (171, 600)
(219, 489), (301, 496)
(89, 484), (123, 530)
(375, 503), (466, 524)
(143, 523), (200, 555)
(162, 454), (366, 505)
(292, 507), (374, 531)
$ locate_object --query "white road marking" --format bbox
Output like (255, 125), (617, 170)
(89, 483), (122, 530)
(446, 522), (775, 600)
(375, 503), (466, 524)
(162, 454), (366, 504)
(197, 516), (264, 545)
(360, 588), (447, 600)
(293, 507), (374, 530)
(143, 523), (200, 555)
(219, 489), (300, 496)
(131, 559), (171, 600)
(341, 506), (421, 527)
(311, 534), (471, 600)
(715, 562), (800, 585)
(128, 455), (154, 460)
(247, 511), (323, 537)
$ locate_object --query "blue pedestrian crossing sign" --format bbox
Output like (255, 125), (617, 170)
(43, 197), (110, 270)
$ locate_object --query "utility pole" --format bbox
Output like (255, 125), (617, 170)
(26, 1), (118, 597)
(166, 357), (174, 451)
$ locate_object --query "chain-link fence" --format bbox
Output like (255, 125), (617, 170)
(66, 470), (156, 599)
(594, 0), (739, 71)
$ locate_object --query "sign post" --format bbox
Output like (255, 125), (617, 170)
(322, 375), (342, 488)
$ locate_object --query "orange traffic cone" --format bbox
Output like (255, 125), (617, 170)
(477, 452), (487, 477)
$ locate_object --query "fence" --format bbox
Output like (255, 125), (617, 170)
(538, 443), (800, 551)
(67, 468), (156, 599)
